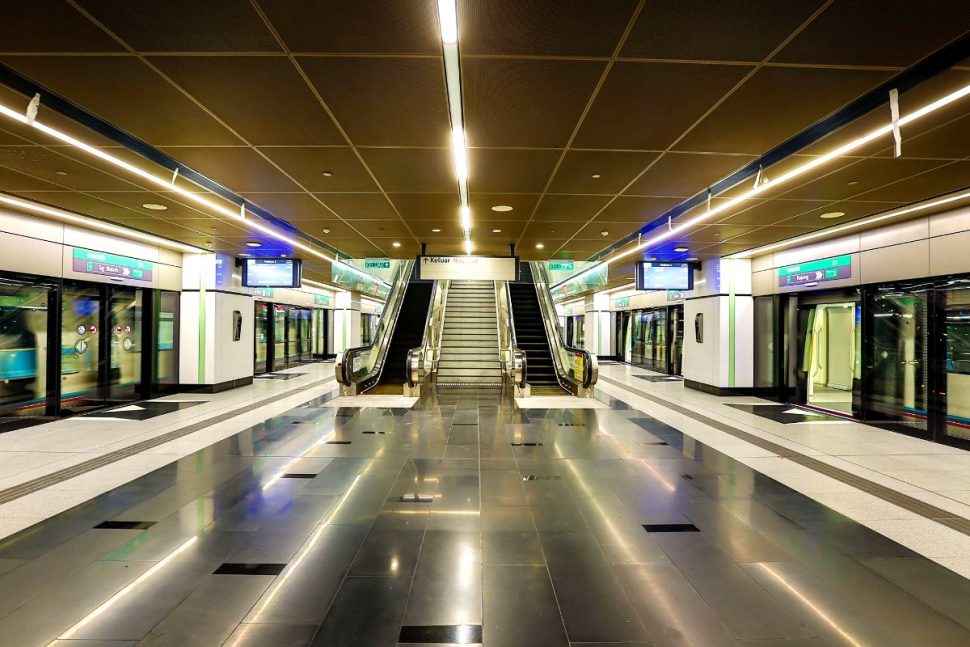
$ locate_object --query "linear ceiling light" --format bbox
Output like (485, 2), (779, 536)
(0, 192), (201, 253)
(437, 0), (472, 252)
(596, 81), (970, 269)
(731, 188), (970, 259)
(0, 100), (388, 288)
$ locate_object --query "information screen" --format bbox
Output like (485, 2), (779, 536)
(242, 258), (302, 288)
(636, 262), (693, 291)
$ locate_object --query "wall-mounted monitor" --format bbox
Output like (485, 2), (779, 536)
(636, 262), (693, 291)
(241, 258), (302, 288)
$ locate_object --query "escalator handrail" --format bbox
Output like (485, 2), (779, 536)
(497, 280), (526, 388)
(406, 279), (448, 387)
(336, 260), (414, 388)
(530, 261), (598, 391)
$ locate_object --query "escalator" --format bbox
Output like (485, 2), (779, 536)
(376, 281), (433, 390)
(509, 264), (562, 392)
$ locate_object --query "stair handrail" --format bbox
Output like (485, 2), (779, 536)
(335, 259), (414, 394)
(406, 279), (449, 388)
(529, 261), (598, 395)
(495, 279), (526, 388)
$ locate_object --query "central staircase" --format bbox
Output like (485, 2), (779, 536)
(437, 281), (503, 386)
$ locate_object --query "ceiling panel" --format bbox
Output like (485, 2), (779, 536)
(522, 220), (585, 241)
(0, 57), (241, 146)
(1, 1), (124, 52)
(369, 238), (421, 256)
(573, 222), (636, 241)
(621, 0), (825, 62)
(774, 0), (970, 68)
(548, 150), (657, 194)
(626, 152), (754, 198)
(531, 194), (612, 222)
(0, 146), (145, 192)
(0, 165), (67, 192)
(158, 147), (299, 193)
(61, 191), (218, 220)
(855, 160), (970, 203)
(149, 57), (343, 146)
(299, 57), (449, 147)
(468, 193), (541, 219)
(315, 193), (400, 221)
(460, 0), (637, 57)
(350, 220), (415, 239)
(593, 196), (682, 223)
(574, 62), (751, 150)
(779, 157), (946, 202)
(258, 147), (378, 192)
(75, 0), (281, 52)
(467, 148), (560, 194)
(240, 193), (338, 222)
(359, 148), (455, 193)
(388, 193), (457, 222)
(259, 0), (440, 54)
(463, 58), (605, 148)
(674, 67), (892, 155)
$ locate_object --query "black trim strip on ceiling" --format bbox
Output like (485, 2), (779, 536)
(0, 64), (346, 261)
(589, 32), (970, 263)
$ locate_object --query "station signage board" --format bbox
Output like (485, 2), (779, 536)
(614, 297), (630, 308)
(417, 255), (518, 281)
(548, 260), (574, 272)
(72, 248), (153, 282)
(364, 259), (392, 270)
(778, 255), (851, 287)
(313, 294), (330, 306)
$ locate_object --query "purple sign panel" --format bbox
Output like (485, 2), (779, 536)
(72, 248), (153, 282)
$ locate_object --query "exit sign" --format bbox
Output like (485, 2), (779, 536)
(778, 255), (852, 287)
(364, 259), (391, 269)
(548, 261), (575, 271)
(614, 297), (630, 308)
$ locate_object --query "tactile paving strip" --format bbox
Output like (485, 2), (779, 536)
(599, 375), (970, 535)
(0, 376), (335, 506)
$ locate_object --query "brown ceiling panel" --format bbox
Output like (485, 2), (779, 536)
(166, 218), (250, 237)
(675, 67), (892, 155)
(468, 193), (541, 219)
(259, 0), (440, 54)
(621, 0), (825, 62)
(463, 58), (605, 148)
(678, 242), (752, 258)
(115, 217), (220, 241)
(369, 238), (420, 257)
(289, 220), (360, 239)
(775, 202), (896, 228)
(780, 157), (945, 202)
(75, 0), (280, 52)
(715, 198), (838, 226)
(548, 151), (657, 194)
(774, 0), (970, 68)
(460, 0), (637, 57)
(855, 161), (970, 204)
(65, 191), (215, 220)
(351, 220), (415, 239)
(626, 152), (754, 198)
(388, 192), (457, 222)
(299, 57), (449, 147)
(0, 165), (64, 192)
(467, 149), (560, 193)
(522, 220), (584, 241)
(149, 57), (342, 146)
(259, 147), (378, 192)
(359, 148), (455, 193)
(1, 1), (124, 52)
(159, 147), (299, 193)
(0, 84), (122, 149)
(558, 239), (615, 254)
(882, 112), (970, 161)
(0, 57), (241, 146)
(592, 196), (681, 223)
(315, 193), (400, 221)
(16, 190), (145, 223)
(0, 146), (146, 192)
(574, 62), (751, 150)
(240, 192), (338, 222)
(572, 222), (637, 242)
(723, 225), (834, 246)
(531, 194), (612, 222)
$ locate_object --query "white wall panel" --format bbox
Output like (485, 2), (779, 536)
(859, 240), (930, 284)
(0, 231), (62, 276)
(860, 217), (928, 251)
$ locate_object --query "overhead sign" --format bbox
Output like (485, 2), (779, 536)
(364, 259), (392, 270)
(614, 297), (630, 309)
(667, 291), (685, 302)
(548, 260), (574, 272)
(72, 248), (153, 282)
(778, 255), (851, 287)
(313, 294), (330, 306)
(253, 287), (274, 298)
(418, 256), (518, 281)
(242, 258), (302, 288)
(636, 262), (693, 291)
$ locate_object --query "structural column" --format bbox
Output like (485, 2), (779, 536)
(179, 253), (255, 391)
(683, 257), (754, 394)
(584, 292), (613, 357)
(332, 290), (362, 354)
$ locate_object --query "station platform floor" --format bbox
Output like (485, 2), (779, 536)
(0, 362), (967, 645)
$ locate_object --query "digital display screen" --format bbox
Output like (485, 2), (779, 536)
(636, 262), (693, 291)
(242, 258), (302, 288)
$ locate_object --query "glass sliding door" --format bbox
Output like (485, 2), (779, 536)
(866, 289), (929, 435)
(155, 291), (179, 389)
(795, 293), (861, 416)
(107, 288), (143, 402)
(669, 305), (684, 376)
(61, 283), (102, 414)
(254, 301), (270, 373)
(616, 311), (631, 362)
(0, 276), (51, 417)
(944, 286), (970, 441)
(272, 305), (287, 371)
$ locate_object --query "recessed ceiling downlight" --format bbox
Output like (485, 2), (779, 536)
(535, 243), (545, 249)
(673, 246), (689, 253)
(245, 241), (262, 247)
(431, 228), (441, 233)
(492, 229), (502, 233)
(491, 205), (513, 212)
(142, 203), (168, 211)
(820, 211), (846, 219)
(392, 241), (401, 247)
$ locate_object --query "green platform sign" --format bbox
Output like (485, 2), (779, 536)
(72, 248), (153, 282)
(778, 254), (852, 287)
(364, 259), (392, 270)
(548, 260), (574, 272)
(313, 294), (330, 306)
(253, 287), (274, 298)
(614, 297), (630, 308)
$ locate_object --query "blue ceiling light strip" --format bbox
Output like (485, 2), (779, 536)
(0, 63), (346, 260)
(589, 31), (970, 263)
